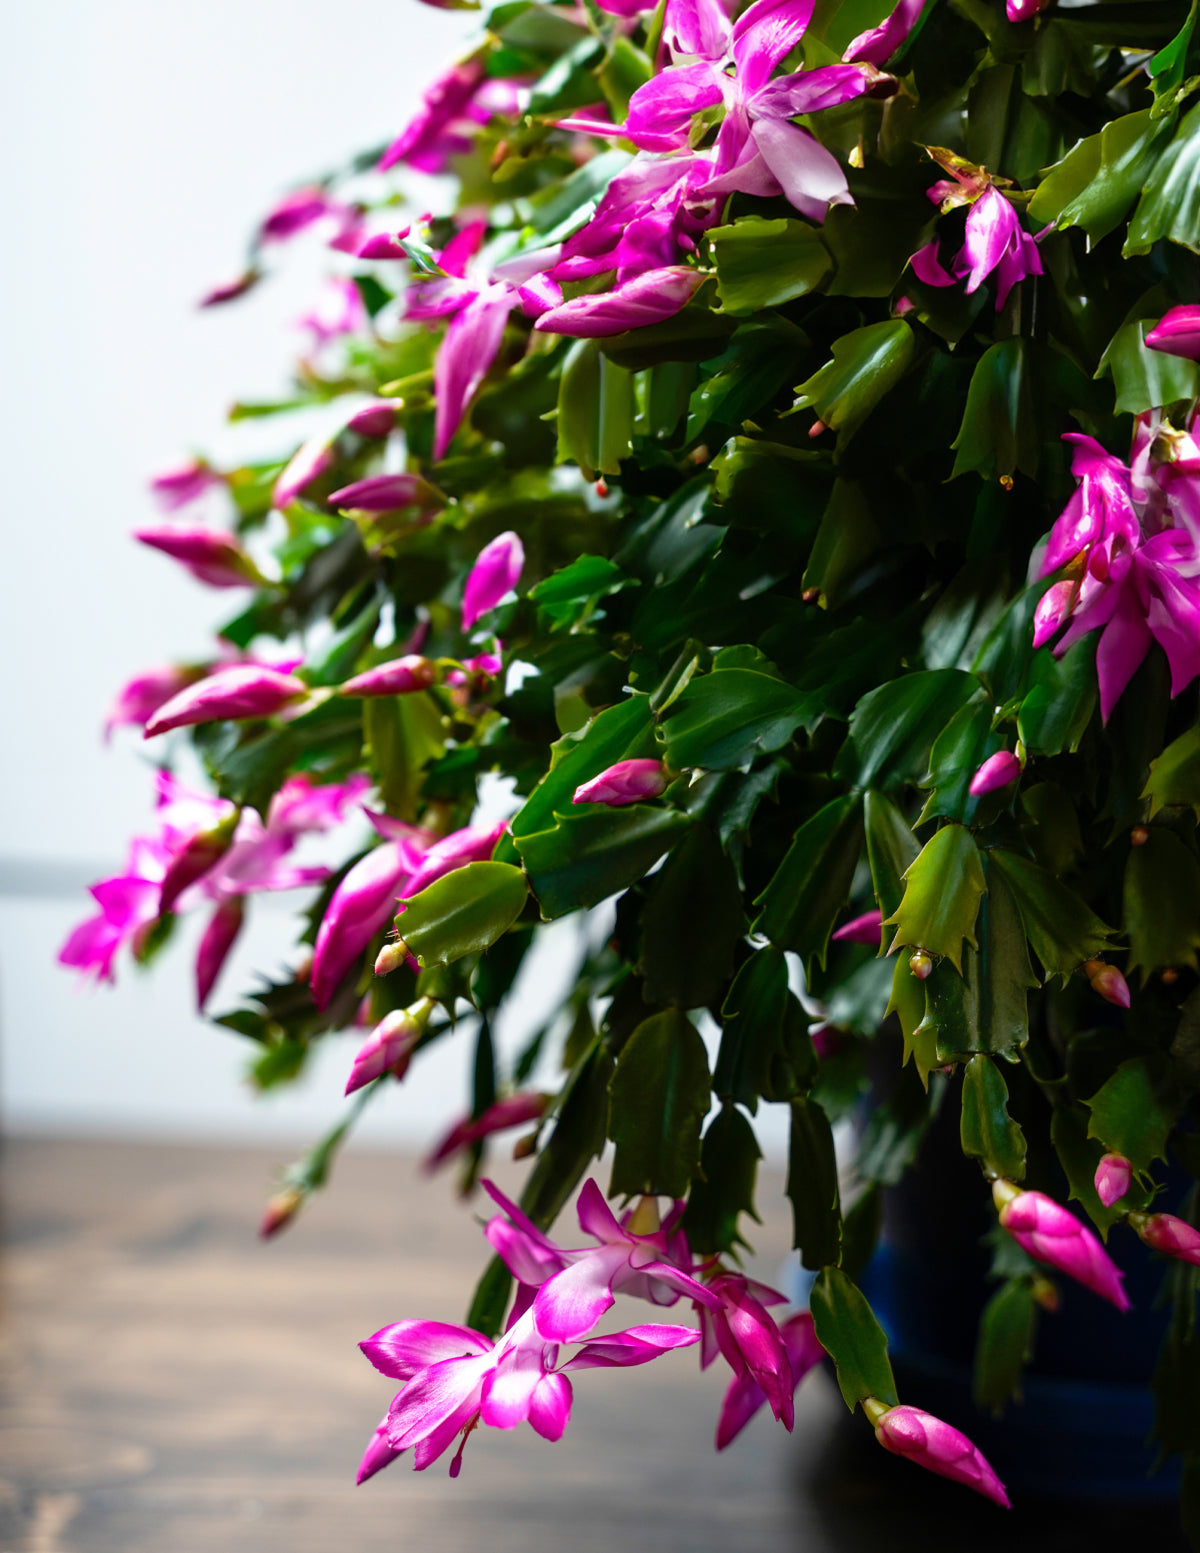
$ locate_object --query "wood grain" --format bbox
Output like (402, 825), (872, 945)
(0, 1137), (1188, 1552)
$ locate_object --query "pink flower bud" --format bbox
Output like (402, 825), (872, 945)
(462, 531), (525, 630)
(1145, 305), (1200, 362)
(374, 940), (411, 976)
(259, 187), (336, 242)
(999, 1188), (1129, 1310)
(311, 841), (420, 1011)
(1094, 1153), (1133, 1208)
(1032, 580), (1076, 648)
(144, 665), (308, 738)
(909, 949), (933, 979)
(259, 1186), (304, 1239)
(195, 896), (245, 1011)
(832, 910), (883, 946)
(1006, 0), (1049, 20)
(572, 759), (670, 807)
(1134, 1212), (1200, 1267)
(199, 270), (259, 307)
(328, 474), (430, 511)
(1087, 962), (1131, 1009)
(873, 1404), (1009, 1508)
(159, 810), (238, 914)
(340, 656), (438, 698)
(133, 523), (263, 589)
(345, 1009), (421, 1095)
(273, 434), (336, 509)
(104, 663), (204, 740)
(424, 1091), (551, 1171)
(356, 1416), (403, 1484)
(357, 229), (412, 261)
(148, 459), (222, 513)
(969, 750), (1022, 797)
(344, 402), (398, 438)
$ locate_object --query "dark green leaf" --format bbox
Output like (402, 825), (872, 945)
(608, 1008), (711, 1198)
(864, 790), (920, 929)
(660, 666), (814, 771)
(787, 1096), (841, 1270)
(810, 1267), (898, 1412)
(1124, 826), (1200, 980)
(1098, 316), (1200, 415)
(973, 1280), (1037, 1416)
(1051, 1104), (1145, 1236)
(836, 670), (979, 791)
(1017, 637), (1097, 757)
(794, 320), (917, 444)
(398, 862), (529, 967)
(511, 695), (656, 840)
(950, 339), (1038, 483)
(681, 1105), (762, 1255)
(1085, 1055), (1179, 1172)
(557, 338), (635, 479)
(715, 947), (817, 1112)
(800, 479), (884, 610)
(918, 697), (997, 826)
(1144, 724), (1200, 818)
(519, 805), (690, 918)
(989, 849), (1117, 980)
(754, 795), (864, 970)
(1126, 101), (1200, 256)
(1028, 108), (1166, 244)
(638, 826), (745, 1008)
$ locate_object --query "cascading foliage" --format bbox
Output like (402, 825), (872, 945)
(63, 0), (1200, 1527)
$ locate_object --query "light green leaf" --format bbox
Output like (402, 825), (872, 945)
(398, 861), (528, 967)
(885, 824), (986, 972)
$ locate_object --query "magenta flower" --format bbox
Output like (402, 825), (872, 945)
(259, 187), (346, 243)
(340, 656), (438, 698)
(148, 459), (222, 513)
(396, 817), (510, 904)
(103, 663), (203, 740)
(378, 58), (523, 175)
(482, 1178), (720, 1342)
(143, 665), (308, 738)
(298, 277), (367, 347)
(997, 1186), (1129, 1311)
(572, 759), (670, 806)
(158, 810), (238, 914)
(1084, 959), (1131, 1009)
(831, 909), (883, 945)
(535, 267), (706, 338)
(58, 839), (170, 985)
(1094, 1153), (1133, 1208)
(1146, 305), (1200, 362)
(198, 270), (259, 308)
(1133, 1212), (1200, 1268)
(266, 773), (371, 836)
(698, 1271), (796, 1431)
(968, 750), (1021, 796)
(424, 1091), (551, 1171)
(716, 1311), (824, 1449)
(462, 531), (525, 630)
(344, 401), (398, 438)
(272, 432), (336, 509)
(910, 184), (1042, 311)
(357, 229), (412, 261)
(1007, 0), (1050, 18)
(872, 1402), (1009, 1507)
(844, 0), (926, 65)
(361, 1307), (699, 1478)
(132, 523), (264, 590)
(195, 896), (245, 1010)
(329, 474), (432, 511)
(345, 1008), (423, 1095)
(311, 828), (433, 1010)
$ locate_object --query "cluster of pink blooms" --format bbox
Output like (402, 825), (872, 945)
(908, 157), (1043, 312)
(356, 1175), (1009, 1505)
(1033, 402), (1200, 721)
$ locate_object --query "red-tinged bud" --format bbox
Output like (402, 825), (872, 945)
(356, 229), (412, 261)
(572, 759), (670, 807)
(1131, 826), (1150, 846)
(1032, 580), (1075, 649)
(808, 419), (827, 438)
(867, 1400), (1009, 1508)
(424, 1091), (551, 1172)
(195, 897), (245, 1011)
(802, 587), (821, 603)
(329, 474), (433, 512)
(144, 665), (309, 737)
(1131, 1212), (1200, 1268)
(968, 750), (1021, 797)
(595, 479), (609, 497)
(1094, 1153), (1132, 1209)
(909, 949), (933, 980)
(1030, 1276), (1059, 1312)
(809, 1023), (841, 1061)
(832, 909), (883, 946)
(374, 940), (410, 976)
(462, 531), (525, 631)
(273, 434), (335, 509)
(1087, 962), (1131, 1009)
(159, 809), (239, 914)
(1145, 305), (1200, 363)
(340, 656), (437, 698)
(134, 523), (265, 589)
(996, 1185), (1129, 1311)
(344, 1008), (422, 1095)
(1162, 967), (1179, 986)
(259, 1186), (304, 1239)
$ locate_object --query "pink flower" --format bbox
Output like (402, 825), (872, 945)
(311, 830), (432, 1010)
(298, 277), (367, 347)
(1133, 1212), (1200, 1267)
(132, 523), (263, 589)
(997, 1186), (1129, 1311)
(698, 1271), (796, 1432)
(872, 1403), (1009, 1507)
(103, 663), (204, 740)
(572, 759), (669, 806)
(360, 1307), (699, 1478)
(143, 665), (309, 738)
(378, 57), (498, 175)
(58, 840), (170, 985)
(258, 187), (345, 243)
(198, 271), (259, 307)
(396, 818), (510, 903)
(716, 1312), (824, 1449)
(968, 751), (1021, 796)
(195, 896), (245, 1009)
(831, 909), (883, 945)
(482, 1178), (720, 1343)
(1146, 305), (1200, 362)
(329, 475), (431, 512)
(148, 459), (222, 513)
(844, 0), (926, 65)
(424, 1092), (551, 1170)
(340, 656), (438, 698)
(345, 1008), (423, 1095)
(462, 531), (525, 630)
(910, 185), (1042, 311)
(1094, 1153), (1132, 1208)
(272, 433), (336, 509)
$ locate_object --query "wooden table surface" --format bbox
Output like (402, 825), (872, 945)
(0, 1135), (1188, 1552)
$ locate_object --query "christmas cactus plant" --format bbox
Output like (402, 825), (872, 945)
(63, 0), (1200, 1528)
